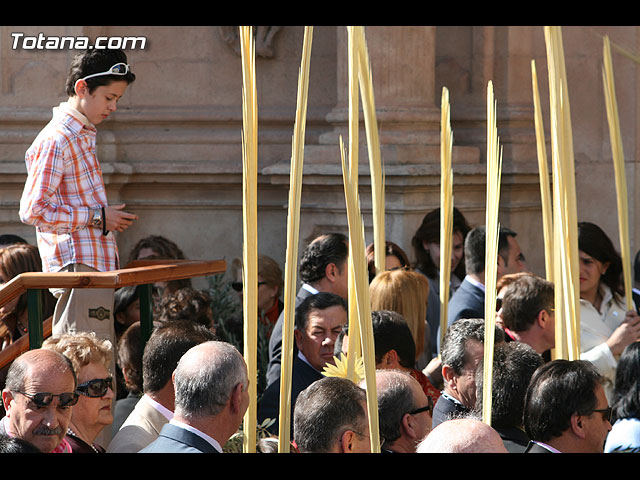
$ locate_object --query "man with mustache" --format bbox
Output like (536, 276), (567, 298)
(257, 292), (347, 437)
(1, 349), (78, 453)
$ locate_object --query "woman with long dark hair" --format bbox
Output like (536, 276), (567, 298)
(411, 207), (472, 361)
(578, 222), (640, 401)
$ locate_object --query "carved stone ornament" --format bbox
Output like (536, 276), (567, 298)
(218, 26), (282, 58)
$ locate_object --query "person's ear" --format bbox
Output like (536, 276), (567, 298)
(401, 413), (418, 439)
(325, 262), (338, 282)
(381, 349), (399, 368)
(570, 413), (587, 439)
(294, 328), (303, 351)
(74, 79), (89, 98)
(115, 311), (126, 327)
(2, 389), (15, 414)
(230, 383), (244, 414)
(441, 364), (456, 386)
(340, 429), (356, 453)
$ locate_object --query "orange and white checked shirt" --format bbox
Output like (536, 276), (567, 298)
(19, 103), (119, 273)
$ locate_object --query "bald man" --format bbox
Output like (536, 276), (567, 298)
(140, 341), (249, 453)
(1, 349), (78, 453)
(417, 417), (508, 453)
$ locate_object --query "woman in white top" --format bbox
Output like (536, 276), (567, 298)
(578, 222), (640, 401)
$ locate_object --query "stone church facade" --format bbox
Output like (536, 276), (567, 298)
(2, 26), (639, 284)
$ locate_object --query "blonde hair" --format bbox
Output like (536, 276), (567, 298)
(43, 331), (113, 376)
(369, 269), (429, 359)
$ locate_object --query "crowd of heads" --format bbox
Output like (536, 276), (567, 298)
(2, 200), (640, 454)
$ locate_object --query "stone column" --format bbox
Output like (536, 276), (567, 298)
(288, 26), (480, 256)
(315, 26), (441, 165)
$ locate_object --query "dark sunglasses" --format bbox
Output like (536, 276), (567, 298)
(590, 407), (613, 422)
(231, 281), (266, 292)
(15, 390), (79, 408)
(408, 395), (434, 416)
(76, 377), (113, 398)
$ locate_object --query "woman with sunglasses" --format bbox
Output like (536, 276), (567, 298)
(578, 222), (640, 402)
(43, 331), (114, 453)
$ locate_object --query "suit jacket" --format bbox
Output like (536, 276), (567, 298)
(524, 441), (555, 453)
(431, 393), (469, 429)
(447, 277), (485, 327)
(111, 392), (142, 438)
(107, 395), (170, 453)
(495, 426), (530, 453)
(258, 354), (324, 437)
(265, 286), (314, 387)
(435, 277), (485, 352)
(139, 423), (220, 453)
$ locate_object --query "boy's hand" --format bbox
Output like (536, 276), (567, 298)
(104, 204), (138, 232)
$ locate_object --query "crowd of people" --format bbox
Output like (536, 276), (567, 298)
(1, 47), (640, 455)
(2, 206), (640, 454)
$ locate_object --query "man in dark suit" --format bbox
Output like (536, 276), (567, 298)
(523, 359), (612, 453)
(432, 318), (504, 429)
(139, 341), (249, 453)
(446, 225), (527, 332)
(258, 292), (347, 437)
(108, 321), (216, 453)
(265, 233), (349, 387)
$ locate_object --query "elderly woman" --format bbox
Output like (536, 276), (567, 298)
(43, 331), (115, 453)
(578, 222), (640, 401)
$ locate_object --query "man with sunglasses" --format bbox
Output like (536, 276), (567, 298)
(19, 48), (137, 369)
(368, 369), (433, 453)
(1, 349), (78, 453)
(523, 359), (613, 453)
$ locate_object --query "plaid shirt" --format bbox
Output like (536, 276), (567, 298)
(19, 103), (119, 273)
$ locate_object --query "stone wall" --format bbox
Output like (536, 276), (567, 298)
(2, 25), (639, 287)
